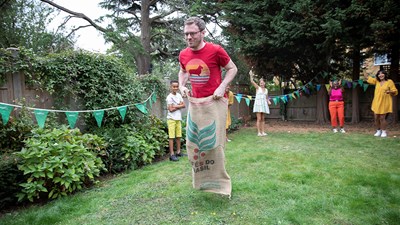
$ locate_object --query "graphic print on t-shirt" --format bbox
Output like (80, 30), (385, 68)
(186, 58), (210, 87)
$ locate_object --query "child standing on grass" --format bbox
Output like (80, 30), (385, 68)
(166, 80), (186, 161)
(250, 70), (271, 136)
(328, 79), (346, 133)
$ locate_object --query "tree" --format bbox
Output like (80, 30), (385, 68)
(41, 0), (191, 75)
(0, 0), (74, 54)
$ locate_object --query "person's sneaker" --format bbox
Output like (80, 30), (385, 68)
(169, 155), (179, 161)
(176, 152), (187, 157)
(340, 128), (346, 133)
(381, 131), (387, 138)
(262, 132), (267, 136)
(332, 128), (338, 133)
(374, 130), (382, 137)
(226, 139), (232, 142)
(258, 133), (263, 137)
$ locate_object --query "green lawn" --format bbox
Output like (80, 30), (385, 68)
(1, 127), (399, 225)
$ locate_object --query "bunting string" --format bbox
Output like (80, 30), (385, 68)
(0, 90), (157, 128)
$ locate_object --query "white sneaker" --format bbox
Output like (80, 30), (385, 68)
(333, 128), (338, 133)
(262, 132), (267, 136)
(381, 131), (387, 138)
(340, 128), (346, 133)
(258, 133), (262, 137)
(374, 130), (382, 137)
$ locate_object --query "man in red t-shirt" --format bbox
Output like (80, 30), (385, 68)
(178, 17), (237, 99)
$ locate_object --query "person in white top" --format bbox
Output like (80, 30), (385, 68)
(166, 80), (186, 161)
(250, 70), (271, 136)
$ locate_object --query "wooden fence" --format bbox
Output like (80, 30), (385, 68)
(1, 71), (398, 126)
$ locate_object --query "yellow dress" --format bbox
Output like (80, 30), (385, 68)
(226, 91), (234, 129)
(367, 77), (398, 114)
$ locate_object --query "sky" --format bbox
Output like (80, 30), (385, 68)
(49, 0), (110, 53)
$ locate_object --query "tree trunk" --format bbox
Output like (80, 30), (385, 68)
(138, 0), (152, 75)
(315, 79), (329, 124)
(351, 46), (361, 123)
(390, 43), (399, 123)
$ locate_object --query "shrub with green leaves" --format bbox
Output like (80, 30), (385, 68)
(91, 116), (169, 173)
(0, 153), (24, 210)
(15, 126), (106, 202)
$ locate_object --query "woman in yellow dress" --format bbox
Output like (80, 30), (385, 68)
(364, 70), (398, 137)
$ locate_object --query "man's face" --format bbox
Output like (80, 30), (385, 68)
(184, 24), (203, 50)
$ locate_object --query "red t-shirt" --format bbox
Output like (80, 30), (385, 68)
(179, 42), (231, 98)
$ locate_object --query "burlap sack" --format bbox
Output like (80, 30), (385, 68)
(186, 95), (231, 197)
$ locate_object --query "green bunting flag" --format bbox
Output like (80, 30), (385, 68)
(235, 94), (242, 103)
(353, 82), (358, 89)
(295, 91), (300, 98)
(65, 112), (79, 129)
(245, 98), (250, 106)
(135, 103), (148, 114)
(342, 79), (347, 86)
(273, 97), (278, 105)
(93, 110), (104, 127)
(151, 93), (157, 104)
(0, 103), (13, 125)
(34, 109), (49, 128)
(117, 106), (127, 121)
(363, 83), (369, 92)
(358, 80), (363, 87)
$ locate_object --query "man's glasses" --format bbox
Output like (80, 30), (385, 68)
(184, 31), (202, 37)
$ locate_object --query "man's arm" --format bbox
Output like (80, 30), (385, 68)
(178, 68), (190, 97)
(214, 60), (238, 98)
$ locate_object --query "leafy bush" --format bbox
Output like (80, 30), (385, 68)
(15, 126), (106, 202)
(0, 153), (24, 210)
(0, 105), (35, 153)
(228, 116), (243, 133)
(91, 116), (169, 173)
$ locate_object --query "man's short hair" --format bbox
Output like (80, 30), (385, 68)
(170, 80), (179, 85)
(184, 17), (206, 31)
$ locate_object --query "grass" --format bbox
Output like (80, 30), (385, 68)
(1, 127), (400, 224)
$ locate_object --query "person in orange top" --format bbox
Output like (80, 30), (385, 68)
(364, 70), (398, 137)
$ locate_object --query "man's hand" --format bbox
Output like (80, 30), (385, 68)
(213, 85), (226, 100)
(179, 86), (190, 98)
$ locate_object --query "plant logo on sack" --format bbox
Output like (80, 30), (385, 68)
(187, 113), (216, 173)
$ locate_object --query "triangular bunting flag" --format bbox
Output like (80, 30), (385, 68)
(118, 106), (127, 121)
(235, 94), (242, 103)
(0, 103), (13, 125)
(93, 110), (104, 127)
(151, 93), (157, 104)
(316, 84), (321, 91)
(295, 91), (300, 98)
(292, 93), (297, 99)
(289, 95), (293, 101)
(245, 98), (250, 106)
(284, 95), (288, 102)
(363, 83), (369, 92)
(280, 96), (287, 103)
(347, 82), (352, 88)
(273, 97), (279, 105)
(135, 103), (148, 114)
(34, 109), (49, 128)
(322, 71), (328, 78)
(353, 82), (358, 89)
(65, 112), (79, 129)
(358, 80), (363, 87)
(325, 84), (330, 92)
(248, 95), (252, 101)
(342, 80), (347, 87)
